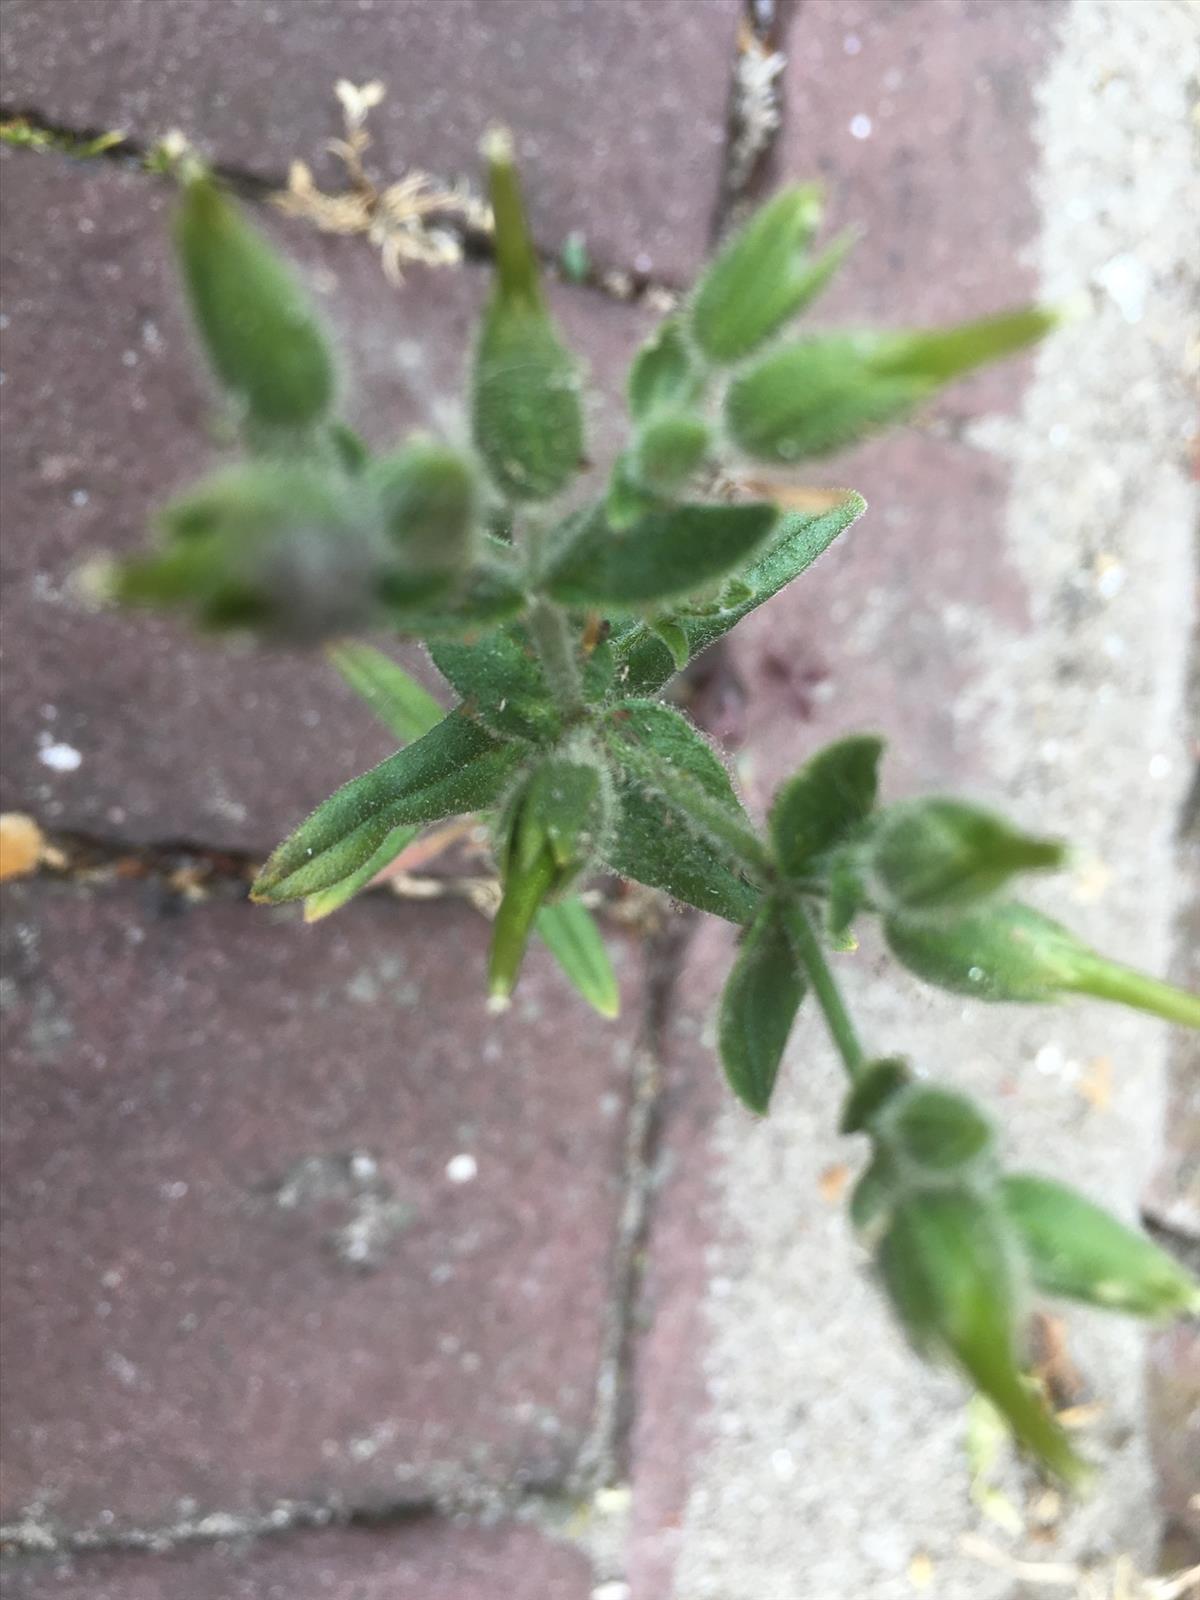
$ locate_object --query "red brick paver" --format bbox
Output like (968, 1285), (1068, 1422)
(0, 0), (739, 282)
(0, 1522), (592, 1600)
(0, 880), (638, 1535)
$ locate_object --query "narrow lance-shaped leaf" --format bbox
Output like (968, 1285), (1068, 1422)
(535, 896), (620, 1019)
(884, 900), (1200, 1027)
(302, 822), (420, 922)
(252, 711), (520, 903)
(1001, 1174), (1200, 1320)
(327, 642), (444, 743)
(718, 900), (806, 1113)
(610, 494), (866, 696)
(541, 501), (779, 608)
(175, 177), (335, 428)
(472, 128), (583, 501)
(600, 701), (761, 924)
(769, 734), (884, 878)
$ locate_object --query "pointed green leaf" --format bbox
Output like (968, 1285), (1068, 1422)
(252, 711), (520, 903)
(769, 734), (884, 878)
(1000, 1174), (1200, 1320)
(870, 798), (1064, 915)
(302, 822), (420, 921)
(718, 900), (806, 1113)
(490, 846), (558, 1006)
(609, 494), (866, 695)
(628, 317), (704, 422)
(599, 700), (762, 923)
(430, 626), (561, 744)
(175, 177), (334, 428)
(535, 897), (620, 1019)
(327, 643), (443, 743)
(541, 501), (778, 608)
(879, 1188), (1087, 1485)
(690, 185), (840, 364)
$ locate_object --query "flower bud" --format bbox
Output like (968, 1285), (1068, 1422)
(489, 756), (610, 1005)
(869, 798), (1063, 916)
(116, 464), (378, 642)
(878, 1186), (1086, 1484)
(175, 177), (335, 429)
(690, 187), (848, 364)
(884, 900), (1200, 1026)
(369, 441), (478, 574)
(1001, 1174), (1200, 1320)
(472, 129), (583, 501)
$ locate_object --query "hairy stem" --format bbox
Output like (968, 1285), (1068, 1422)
(528, 598), (584, 718)
(783, 900), (868, 1082)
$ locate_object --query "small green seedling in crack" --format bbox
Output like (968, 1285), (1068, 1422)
(107, 130), (1200, 1492)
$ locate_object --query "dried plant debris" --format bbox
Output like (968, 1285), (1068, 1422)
(272, 80), (491, 283)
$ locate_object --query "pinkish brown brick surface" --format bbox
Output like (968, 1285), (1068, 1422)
(0, 880), (639, 1535)
(0, 0), (738, 282)
(0, 1522), (592, 1600)
(0, 148), (653, 850)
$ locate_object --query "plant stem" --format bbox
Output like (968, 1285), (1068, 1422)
(1070, 959), (1200, 1029)
(783, 900), (868, 1082)
(528, 598), (584, 719)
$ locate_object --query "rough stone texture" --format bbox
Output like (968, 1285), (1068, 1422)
(664, 3), (1200, 1597)
(0, 1522), (592, 1599)
(0, 148), (653, 850)
(0, 879), (639, 1537)
(0, 0), (738, 282)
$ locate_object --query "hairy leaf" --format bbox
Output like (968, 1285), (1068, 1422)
(609, 494), (866, 695)
(541, 501), (778, 608)
(302, 822), (419, 921)
(327, 642), (443, 743)
(769, 734), (884, 878)
(252, 711), (520, 903)
(718, 900), (805, 1112)
(535, 896), (620, 1019)
(600, 700), (761, 922)
(429, 626), (561, 744)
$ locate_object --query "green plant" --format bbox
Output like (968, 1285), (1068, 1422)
(109, 130), (1200, 1488)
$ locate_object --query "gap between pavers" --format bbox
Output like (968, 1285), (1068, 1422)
(0, 877), (648, 1542)
(0, 0), (741, 286)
